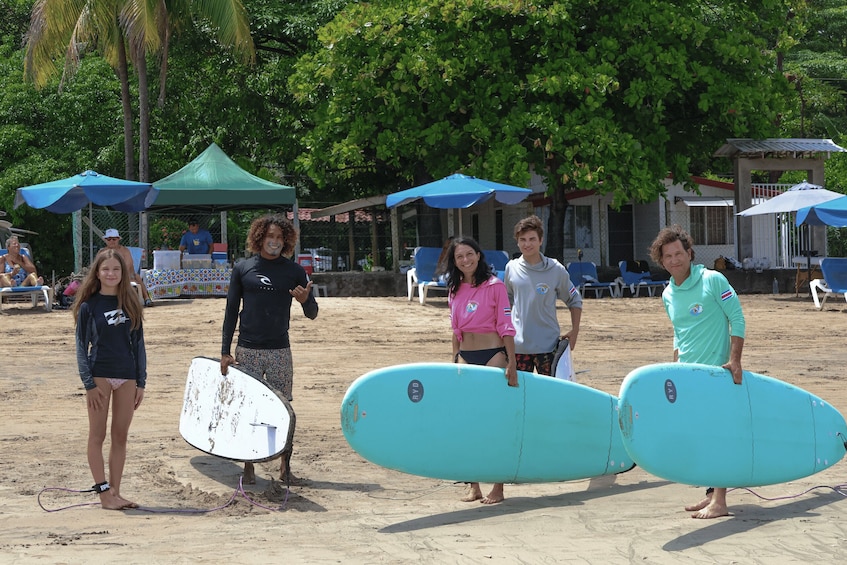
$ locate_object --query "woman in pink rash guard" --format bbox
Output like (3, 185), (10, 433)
(445, 236), (517, 505)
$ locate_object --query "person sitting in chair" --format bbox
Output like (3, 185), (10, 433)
(0, 235), (43, 288)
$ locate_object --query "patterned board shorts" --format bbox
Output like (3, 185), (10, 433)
(234, 346), (294, 401)
(514, 352), (555, 376)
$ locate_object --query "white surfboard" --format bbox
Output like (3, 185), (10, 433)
(179, 357), (295, 462)
(552, 338), (575, 382)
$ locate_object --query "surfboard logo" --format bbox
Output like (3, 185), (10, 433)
(535, 283), (550, 295)
(407, 379), (424, 402)
(688, 303), (704, 316)
(664, 379), (677, 403)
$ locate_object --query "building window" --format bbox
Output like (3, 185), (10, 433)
(690, 207), (734, 245)
(564, 205), (593, 248)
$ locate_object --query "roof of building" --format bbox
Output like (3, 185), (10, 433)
(713, 138), (846, 159)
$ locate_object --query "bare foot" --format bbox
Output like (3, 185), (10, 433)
(684, 496), (711, 512)
(691, 501), (730, 519)
(243, 462), (256, 485)
(480, 484), (504, 504)
(117, 498), (139, 509)
(99, 492), (133, 510)
(461, 483), (483, 502)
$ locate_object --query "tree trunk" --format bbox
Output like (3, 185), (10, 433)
(137, 50), (150, 183)
(546, 180), (568, 262)
(116, 36), (136, 180)
(157, 12), (170, 109)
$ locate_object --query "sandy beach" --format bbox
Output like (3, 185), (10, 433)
(1, 292), (846, 563)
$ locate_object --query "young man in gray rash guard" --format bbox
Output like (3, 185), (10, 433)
(504, 215), (582, 376)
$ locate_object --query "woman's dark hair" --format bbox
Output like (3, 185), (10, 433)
(446, 237), (491, 295)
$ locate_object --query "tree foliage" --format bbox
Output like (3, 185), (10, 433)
(289, 0), (794, 257)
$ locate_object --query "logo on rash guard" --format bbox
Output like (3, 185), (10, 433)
(720, 289), (733, 301)
(104, 309), (128, 326)
(688, 303), (704, 316)
(466, 301), (479, 313)
(256, 274), (273, 288)
(535, 283), (550, 295)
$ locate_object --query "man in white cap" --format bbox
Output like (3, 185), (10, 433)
(100, 228), (153, 307)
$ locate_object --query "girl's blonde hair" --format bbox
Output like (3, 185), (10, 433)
(72, 250), (143, 330)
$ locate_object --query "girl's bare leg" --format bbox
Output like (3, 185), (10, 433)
(108, 381), (138, 508)
(87, 381), (123, 510)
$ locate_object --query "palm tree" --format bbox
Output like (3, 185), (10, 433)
(24, 0), (254, 181)
(24, 0), (160, 180)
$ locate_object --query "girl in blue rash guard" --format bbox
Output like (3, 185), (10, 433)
(72, 250), (147, 510)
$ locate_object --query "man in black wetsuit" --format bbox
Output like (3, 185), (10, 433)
(221, 213), (319, 484)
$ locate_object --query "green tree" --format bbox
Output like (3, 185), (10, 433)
(290, 0), (794, 257)
(23, 0), (254, 182)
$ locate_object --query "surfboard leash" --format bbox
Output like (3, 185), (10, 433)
(37, 476), (289, 513)
(730, 483), (847, 501)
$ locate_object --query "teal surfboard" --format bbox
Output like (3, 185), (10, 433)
(618, 363), (847, 487)
(340, 363), (634, 483)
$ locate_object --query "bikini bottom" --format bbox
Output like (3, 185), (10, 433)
(459, 347), (507, 366)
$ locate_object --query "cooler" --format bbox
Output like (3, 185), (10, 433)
(153, 250), (181, 270)
(212, 251), (228, 269)
(297, 253), (314, 275)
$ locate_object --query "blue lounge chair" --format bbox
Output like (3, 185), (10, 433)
(566, 261), (620, 298)
(810, 257), (847, 310)
(407, 247), (448, 304)
(616, 260), (669, 297)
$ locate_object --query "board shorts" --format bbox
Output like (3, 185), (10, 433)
(514, 352), (555, 376)
(234, 345), (294, 401)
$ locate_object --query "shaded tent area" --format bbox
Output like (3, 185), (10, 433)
(150, 143), (295, 211)
(67, 144), (297, 271)
(140, 143), (297, 265)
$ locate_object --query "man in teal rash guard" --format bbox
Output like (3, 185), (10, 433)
(221, 214), (319, 484)
(649, 224), (746, 520)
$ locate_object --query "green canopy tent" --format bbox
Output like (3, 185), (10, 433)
(146, 143), (297, 254)
(151, 143), (295, 209)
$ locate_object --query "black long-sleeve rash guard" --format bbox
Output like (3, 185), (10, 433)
(221, 254), (319, 356)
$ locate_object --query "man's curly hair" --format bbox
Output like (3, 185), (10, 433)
(246, 214), (298, 257)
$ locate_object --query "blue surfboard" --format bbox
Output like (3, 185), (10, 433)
(340, 363), (634, 483)
(618, 363), (847, 487)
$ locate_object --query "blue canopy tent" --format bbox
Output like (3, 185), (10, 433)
(385, 173), (532, 234)
(796, 195), (847, 227)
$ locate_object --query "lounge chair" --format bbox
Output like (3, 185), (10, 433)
(0, 248), (53, 311)
(565, 261), (620, 298)
(484, 249), (510, 280)
(127, 246), (145, 304)
(616, 260), (669, 297)
(810, 257), (847, 310)
(407, 247), (448, 304)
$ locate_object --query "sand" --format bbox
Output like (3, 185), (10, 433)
(1, 292), (846, 563)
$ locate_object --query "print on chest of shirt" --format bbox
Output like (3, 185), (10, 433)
(103, 308), (128, 326)
(253, 271), (277, 291)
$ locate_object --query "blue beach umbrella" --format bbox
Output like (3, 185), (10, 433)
(386, 173), (532, 233)
(14, 170), (159, 213)
(796, 195), (847, 227)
